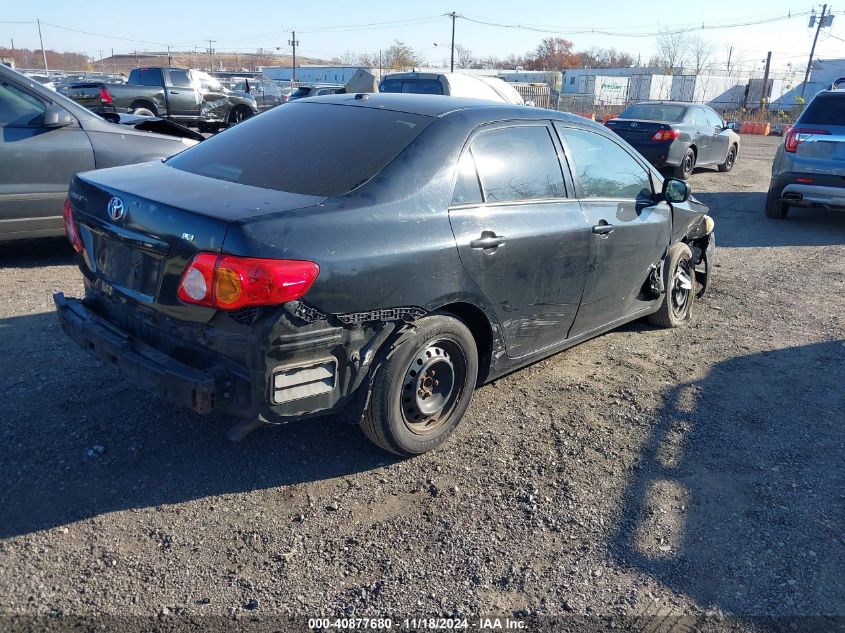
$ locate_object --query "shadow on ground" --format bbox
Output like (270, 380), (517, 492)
(0, 238), (75, 269)
(694, 191), (845, 248)
(0, 310), (397, 539)
(612, 340), (845, 617)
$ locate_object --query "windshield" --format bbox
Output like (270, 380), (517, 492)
(620, 103), (686, 122)
(167, 101), (433, 197)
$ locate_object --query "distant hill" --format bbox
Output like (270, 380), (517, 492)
(1, 47), (332, 74)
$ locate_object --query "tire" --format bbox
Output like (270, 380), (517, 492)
(672, 148), (696, 180)
(360, 315), (478, 456)
(228, 105), (254, 126)
(647, 243), (695, 328)
(765, 187), (789, 219)
(130, 104), (156, 117)
(718, 144), (738, 172)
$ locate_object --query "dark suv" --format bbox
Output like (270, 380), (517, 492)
(766, 90), (845, 218)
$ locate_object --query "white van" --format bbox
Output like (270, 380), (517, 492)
(378, 72), (524, 105)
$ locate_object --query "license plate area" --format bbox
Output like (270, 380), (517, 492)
(93, 233), (165, 300)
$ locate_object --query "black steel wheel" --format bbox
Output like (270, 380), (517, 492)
(718, 144), (737, 172)
(647, 243), (695, 328)
(360, 315), (478, 456)
(673, 148), (696, 180)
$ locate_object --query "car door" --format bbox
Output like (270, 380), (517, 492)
(0, 77), (95, 240)
(704, 107), (729, 164)
(163, 68), (197, 119)
(448, 122), (592, 358)
(554, 124), (671, 336)
(689, 107), (713, 163)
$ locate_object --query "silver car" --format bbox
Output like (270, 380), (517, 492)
(766, 90), (845, 218)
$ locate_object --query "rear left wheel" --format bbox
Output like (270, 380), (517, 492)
(672, 148), (696, 180)
(360, 315), (478, 456)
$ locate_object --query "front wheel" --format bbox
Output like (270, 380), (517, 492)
(360, 315), (478, 456)
(131, 106), (156, 117)
(648, 243), (695, 328)
(718, 144), (738, 172)
(228, 106), (254, 126)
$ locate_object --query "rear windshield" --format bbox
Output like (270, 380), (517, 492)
(167, 102), (432, 197)
(289, 87), (311, 98)
(380, 78), (444, 95)
(620, 104), (686, 122)
(799, 94), (844, 126)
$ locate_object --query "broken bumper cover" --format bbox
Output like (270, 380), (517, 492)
(54, 292), (217, 414)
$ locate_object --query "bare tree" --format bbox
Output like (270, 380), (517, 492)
(336, 50), (358, 65)
(689, 36), (716, 75)
(454, 44), (475, 69)
(653, 31), (689, 74)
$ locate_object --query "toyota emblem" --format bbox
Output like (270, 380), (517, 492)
(107, 197), (125, 221)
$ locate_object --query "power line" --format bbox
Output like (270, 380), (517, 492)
(459, 10), (811, 38)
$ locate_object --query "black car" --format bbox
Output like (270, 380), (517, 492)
(606, 102), (740, 180)
(55, 94), (715, 456)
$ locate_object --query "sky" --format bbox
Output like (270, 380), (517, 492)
(3, 0), (844, 73)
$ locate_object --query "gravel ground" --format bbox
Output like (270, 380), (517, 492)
(0, 135), (843, 632)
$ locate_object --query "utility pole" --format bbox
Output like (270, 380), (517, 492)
(111, 48), (114, 75)
(378, 49), (382, 80)
(99, 49), (104, 74)
(194, 45), (198, 69)
(289, 31), (299, 82)
(167, 45), (171, 66)
(448, 12), (457, 72)
(801, 3), (828, 99)
(726, 46), (733, 73)
(207, 39), (216, 71)
(36, 19), (49, 73)
(759, 51), (772, 113)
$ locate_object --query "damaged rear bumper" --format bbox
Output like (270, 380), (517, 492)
(54, 292), (217, 413)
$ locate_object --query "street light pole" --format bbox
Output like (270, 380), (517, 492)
(37, 19), (49, 74)
(289, 31), (299, 83)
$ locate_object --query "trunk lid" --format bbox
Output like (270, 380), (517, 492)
(606, 119), (674, 145)
(793, 130), (845, 177)
(70, 161), (325, 317)
(66, 82), (108, 110)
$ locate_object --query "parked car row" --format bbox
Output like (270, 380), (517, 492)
(0, 64), (201, 241)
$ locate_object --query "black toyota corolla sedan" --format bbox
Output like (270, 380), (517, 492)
(55, 93), (715, 456)
(606, 101), (740, 180)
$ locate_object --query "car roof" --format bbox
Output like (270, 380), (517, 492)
(628, 101), (696, 108)
(303, 92), (595, 124)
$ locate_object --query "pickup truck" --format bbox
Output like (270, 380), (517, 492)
(66, 67), (259, 132)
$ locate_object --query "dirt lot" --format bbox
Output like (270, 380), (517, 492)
(0, 135), (843, 631)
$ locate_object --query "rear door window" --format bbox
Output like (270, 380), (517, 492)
(799, 94), (845, 126)
(167, 102), (433, 197)
(132, 69), (163, 87)
(704, 108), (724, 128)
(471, 125), (566, 203)
(558, 126), (652, 200)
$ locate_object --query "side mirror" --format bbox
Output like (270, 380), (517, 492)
(662, 178), (690, 204)
(43, 104), (74, 128)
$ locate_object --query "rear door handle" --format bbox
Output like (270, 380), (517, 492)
(592, 223), (615, 236)
(170, 90), (180, 94)
(470, 233), (506, 249)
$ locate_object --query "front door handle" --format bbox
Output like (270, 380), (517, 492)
(470, 232), (506, 250)
(170, 90), (180, 94)
(592, 223), (615, 236)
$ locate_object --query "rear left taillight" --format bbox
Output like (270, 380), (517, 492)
(98, 87), (112, 104)
(652, 129), (680, 142)
(63, 198), (83, 253)
(178, 253), (320, 310)
(784, 127), (830, 153)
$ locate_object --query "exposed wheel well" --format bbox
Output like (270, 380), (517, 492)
(688, 144), (697, 159)
(436, 302), (493, 382)
(130, 100), (156, 114)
